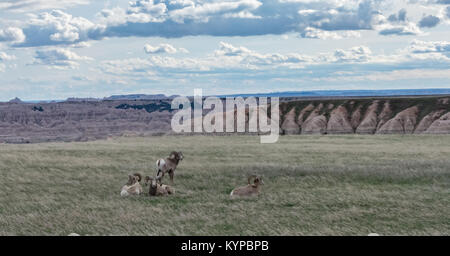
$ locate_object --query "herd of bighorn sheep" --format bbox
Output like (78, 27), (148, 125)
(120, 151), (264, 198)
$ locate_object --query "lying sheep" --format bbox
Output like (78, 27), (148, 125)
(230, 175), (264, 198)
(156, 151), (183, 184)
(144, 175), (175, 196)
(120, 173), (143, 196)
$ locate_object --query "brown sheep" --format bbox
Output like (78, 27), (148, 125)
(144, 175), (175, 196)
(230, 175), (264, 198)
(120, 173), (143, 196)
(156, 151), (183, 184)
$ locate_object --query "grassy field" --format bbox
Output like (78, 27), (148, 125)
(0, 135), (449, 235)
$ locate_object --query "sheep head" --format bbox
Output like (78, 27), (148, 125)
(144, 176), (156, 187)
(247, 175), (264, 187)
(145, 175), (162, 196)
(169, 151), (183, 162)
(253, 176), (264, 187)
(126, 174), (139, 186)
(133, 173), (142, 182)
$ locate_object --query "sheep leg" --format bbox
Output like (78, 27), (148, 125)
(169, 170), (174, 184)
(156, 168), (162, 177)
(156, 169), (165, 184)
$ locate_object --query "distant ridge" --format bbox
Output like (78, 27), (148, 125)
(216, 88), (450, 98)
(4, 89), (450, 103)
(103, 94), (180, 101)
(8, 97), (23, 103)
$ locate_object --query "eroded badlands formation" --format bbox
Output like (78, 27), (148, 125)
(0, 96), (449, 143)
(280, 97), (450, 135)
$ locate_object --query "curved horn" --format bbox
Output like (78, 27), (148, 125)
(258, 176), (264, 185)
(247, 175), (257, 185)
(126, 174), (134, 185)
(133, 173), (142, 182)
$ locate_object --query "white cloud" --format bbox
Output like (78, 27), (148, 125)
(0, 27), (25, 43)
(0, 51), (15, 72)
(96, 40), (450, 83)
(101, 42), (311, 76)
(144, 43), (186, 54)
(300, 27), (361, 39)
(407, 39), (450, 54)
(371, 6), (428, 36)
(214, 42), (253, 56)
(377, 22), (423, 36)
(148, 55), (213, 70)
(17, 10), (103, 47)
(331, 46), (373, 62)
(168, 0), (263, 23)
(100, 42), (380, 78)
(0, 0), (90, 12)
(97, 7), (128, 26)
(407, 0), (450, 6)
(70, 41), (92, 48)
(97, 0), (263, 25)
(100, 58), (154, 75)
(0, 52), (16, 61)
(7, 0), (444, 48)
(214, 42), (309, 68)
(92, 0), (381, 40)
(33, 48), (93, 68)
(126, 0), (169, 23)
(178, 47), (189, 53)
(401, 39), (450, 60)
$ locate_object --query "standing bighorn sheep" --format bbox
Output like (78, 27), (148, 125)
(120, 173), (143, 196)
(144, 175), (175, 196)
(230, 175), (264, 198)
(156, 151), (183, 184)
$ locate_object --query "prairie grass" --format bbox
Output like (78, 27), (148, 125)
(0, 135), (449, 235)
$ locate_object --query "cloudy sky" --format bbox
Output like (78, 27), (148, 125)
(0, 0), (449, 100)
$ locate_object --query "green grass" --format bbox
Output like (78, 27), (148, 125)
(0, 135), (449, 235)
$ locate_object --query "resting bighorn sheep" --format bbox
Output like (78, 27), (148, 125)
(156, 151), (183, 184)
(144, 175), (175, 196)
(120, 173), (143, 196)
(230, 175), (264, 198)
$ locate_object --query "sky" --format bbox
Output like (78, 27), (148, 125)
(0, 0), (449, 101)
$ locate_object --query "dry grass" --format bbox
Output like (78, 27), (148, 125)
(0, 135), (449, 235)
